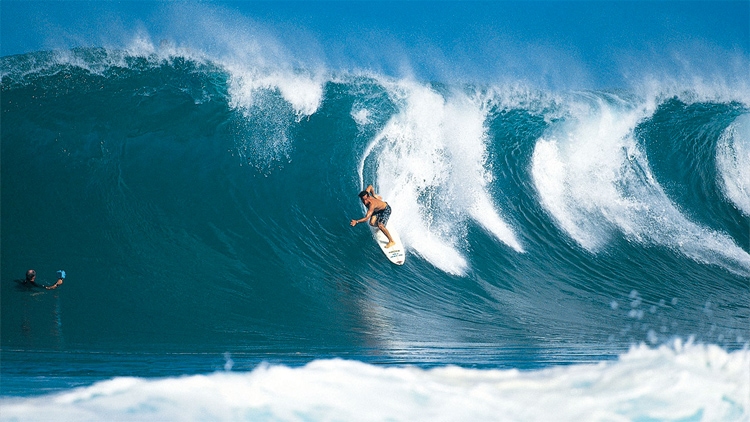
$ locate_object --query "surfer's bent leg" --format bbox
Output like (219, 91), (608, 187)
(378, 222), (396, 248)
(378, 205), (395, 247)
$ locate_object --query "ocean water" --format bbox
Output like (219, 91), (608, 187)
(1, 1), (749, 421)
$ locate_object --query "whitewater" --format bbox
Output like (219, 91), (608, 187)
(2, 1), (749, 421)
(1, 342), (747, 421)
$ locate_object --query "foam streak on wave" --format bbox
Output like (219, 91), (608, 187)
(717, 113), (750, 217)
(532, 93), (750, 275)
(360, 81), (522, 275)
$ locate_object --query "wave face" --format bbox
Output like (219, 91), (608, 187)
(1, 46), (749, 405)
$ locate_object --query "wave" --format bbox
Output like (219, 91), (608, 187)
(360, 81), (523, 275)
(3, 0), (750, 413)
(532, 93), (750, 276)
(1, 46), (749, 361)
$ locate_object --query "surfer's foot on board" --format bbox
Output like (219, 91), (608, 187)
(385, 241), (396, 248)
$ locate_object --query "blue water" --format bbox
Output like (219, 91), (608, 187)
(1, 1), (749, 420)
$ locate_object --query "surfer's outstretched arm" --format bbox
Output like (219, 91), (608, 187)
(350, 204), (375, 226)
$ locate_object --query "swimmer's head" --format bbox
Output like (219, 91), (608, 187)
(26, 269), (36, 282)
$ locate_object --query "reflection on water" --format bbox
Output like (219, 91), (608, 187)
(13, 279), (65, 350)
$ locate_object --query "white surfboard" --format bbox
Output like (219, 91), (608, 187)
(370, 224), (406, 265)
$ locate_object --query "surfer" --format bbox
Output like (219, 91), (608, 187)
(350, 185), (396, 248)
(22, 269), (65, 290)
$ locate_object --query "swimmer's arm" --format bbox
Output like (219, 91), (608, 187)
(46, 278), (63, 290)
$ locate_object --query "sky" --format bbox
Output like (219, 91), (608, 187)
(2, 1), (749, 88)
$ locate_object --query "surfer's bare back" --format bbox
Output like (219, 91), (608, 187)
(350, 185), (396, 248)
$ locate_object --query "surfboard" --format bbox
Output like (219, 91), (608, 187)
(370, 224), (406, 265)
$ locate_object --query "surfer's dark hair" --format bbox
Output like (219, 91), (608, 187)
(358, 190), (369, 199)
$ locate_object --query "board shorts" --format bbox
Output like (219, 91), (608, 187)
(373, 204), (391, 226)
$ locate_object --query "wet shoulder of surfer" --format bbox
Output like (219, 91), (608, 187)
(350, 185), (396, 248)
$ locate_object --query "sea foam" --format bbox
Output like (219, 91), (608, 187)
(1, 341), (746, 421)
(360, 80), (522, 275)
(532, 92), (750, 276)
(717, 113), (750, 217)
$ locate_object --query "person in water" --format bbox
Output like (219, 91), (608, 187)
(24, 269), (65, 290)
(350, 185), (396, 248)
